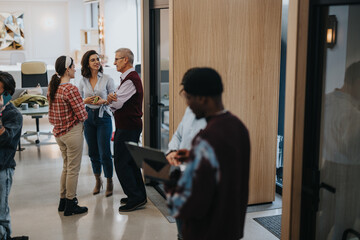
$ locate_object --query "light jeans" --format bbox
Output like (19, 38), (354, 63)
(0, 168), (14, 240)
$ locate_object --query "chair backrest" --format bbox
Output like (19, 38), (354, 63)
(21, 61), (48, 88)
(10, 52), (26, 65)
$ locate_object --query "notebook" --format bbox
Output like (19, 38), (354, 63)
(125, 142), (173, 181)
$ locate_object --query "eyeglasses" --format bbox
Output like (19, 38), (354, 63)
(115, 57), (125, 62)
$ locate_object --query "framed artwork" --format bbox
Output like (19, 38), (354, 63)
(0, 12), (24, 50)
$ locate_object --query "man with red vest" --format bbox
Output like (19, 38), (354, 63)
(107, 48), (147, 212)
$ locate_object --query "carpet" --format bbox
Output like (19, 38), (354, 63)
(146, 186), (175, 223)
(254, 214), (281, 239)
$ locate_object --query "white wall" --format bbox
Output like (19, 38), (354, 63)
(68, 0), (86, 55)
(0, 0), (70, 65)
(324, 6), (349, 93)
(0, 0), (140, 69)
(104, 0), (140, 65)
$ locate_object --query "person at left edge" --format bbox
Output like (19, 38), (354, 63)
(0, 71), (29, 240)
(79, 50), (115, 197)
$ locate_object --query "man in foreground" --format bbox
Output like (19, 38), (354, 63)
(166, 67), (251, 239)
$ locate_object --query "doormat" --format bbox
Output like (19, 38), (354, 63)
(253, 214), (281, 239)
(146, 186), (175, 223)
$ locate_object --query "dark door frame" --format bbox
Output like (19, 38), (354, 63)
(301, 1), (360, 239)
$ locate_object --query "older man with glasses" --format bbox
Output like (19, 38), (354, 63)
(107, 48), (147, 212)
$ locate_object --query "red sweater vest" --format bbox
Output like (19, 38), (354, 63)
(113, 71), (143, 130)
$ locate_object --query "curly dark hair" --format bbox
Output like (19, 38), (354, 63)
(81, 50), (103, 78)
(0, 71), (16, 95)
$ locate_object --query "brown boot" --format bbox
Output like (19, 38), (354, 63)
(93, 174), (102, 195)
(105, 178), (113, 197)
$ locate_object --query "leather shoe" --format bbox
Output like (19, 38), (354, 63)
(120, 197), (128, 204)
(119, 199), (147, 212)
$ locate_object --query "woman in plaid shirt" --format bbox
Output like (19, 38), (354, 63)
(48, 56), (88, 216)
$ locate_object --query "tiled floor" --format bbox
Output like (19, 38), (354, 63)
(9, 115), (281, 240)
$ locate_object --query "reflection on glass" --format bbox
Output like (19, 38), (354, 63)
(160, 9), (169, 151)
(317, 5), (360, 240)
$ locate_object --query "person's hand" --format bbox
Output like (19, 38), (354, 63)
(107, 92), (117, 104)
(164, 168), (181, 193)
(174, 149), (190, 163)
(166, 151), (181, 166)
(84, 96), (96, 104)
(96, 97), (107, 105)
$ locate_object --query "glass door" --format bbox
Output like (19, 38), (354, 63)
(149, 7), (169, 151)
(301, 2), (360, 239)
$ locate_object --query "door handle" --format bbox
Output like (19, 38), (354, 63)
(319, 182), (336, 194)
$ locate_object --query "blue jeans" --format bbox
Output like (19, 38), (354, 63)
(0, 168), (14, 240)
(176, 218), (183, 239)
(113, 128), (146, 204)
(84, 107), (113, 178)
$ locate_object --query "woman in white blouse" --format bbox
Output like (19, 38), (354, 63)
(78, 50), (115, 197)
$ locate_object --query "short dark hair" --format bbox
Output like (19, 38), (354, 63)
(0, 71), (16, 95)
(81, 50), (103, 78)
(181, 67), (223, 96)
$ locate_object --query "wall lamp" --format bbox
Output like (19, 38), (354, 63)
(326, 15), (337, 49)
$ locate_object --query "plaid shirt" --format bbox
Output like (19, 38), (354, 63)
(48, 83), (87, 137)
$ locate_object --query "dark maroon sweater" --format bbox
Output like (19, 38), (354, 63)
(114, 71), (143, 130)
(167, 112), (250, 240)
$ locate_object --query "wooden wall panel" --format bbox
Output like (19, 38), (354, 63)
(170, 0), (282, 204)
(281, 0), (310, 239)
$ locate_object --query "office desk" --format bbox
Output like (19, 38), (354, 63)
(0, 65), (120, 88)
(18, 106), (52, 147)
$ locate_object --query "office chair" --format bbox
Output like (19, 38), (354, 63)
(10, 52), (25, 65)
(21, 61), (48, 88)
(20, 61), (51, 145)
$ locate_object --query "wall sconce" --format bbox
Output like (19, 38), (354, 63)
(326, 15), (337, 49)
(98, 17), (104, 44)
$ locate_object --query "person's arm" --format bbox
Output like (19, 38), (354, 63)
(0, 108), (22, 146)
(166, 118), (185, 165)
(108, 80), (136, 111)
(166, 138), (219, 219)
(67, 86), (88, 122)
(106, 76), (116, 95)
(167, 119), (184, 153)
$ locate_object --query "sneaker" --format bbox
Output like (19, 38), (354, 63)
(120, 197), (128, 204)
(118, 199), (147, 212)
(58, 198), (66, 212)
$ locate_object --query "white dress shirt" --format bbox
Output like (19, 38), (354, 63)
(109, 67), (137, 112)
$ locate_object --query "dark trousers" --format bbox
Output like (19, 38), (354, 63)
(113, 128), (146, 204)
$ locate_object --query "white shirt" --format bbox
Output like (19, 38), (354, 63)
(322, 90), (360, 165)
(78, 72), (115, 117)
(167, 107), (207, 153)
(109, 67), (136, 112)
